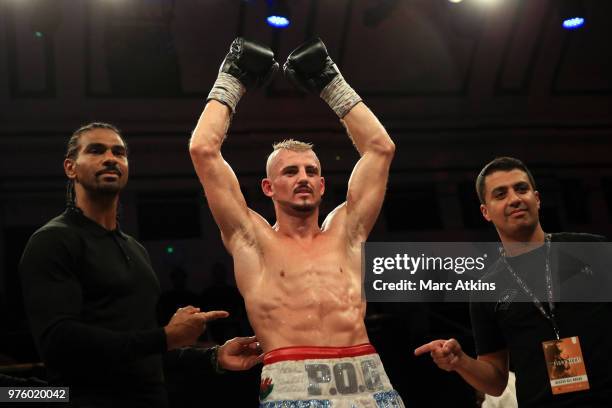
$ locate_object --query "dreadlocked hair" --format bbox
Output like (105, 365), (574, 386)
(64, 122), (126, 209)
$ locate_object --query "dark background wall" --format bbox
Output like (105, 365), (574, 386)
(1, 0), (611, 406)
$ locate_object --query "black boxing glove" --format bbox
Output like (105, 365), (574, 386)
(208, 37), (278, 113)
(283, 38), (339, 94)
(284, 38), (362, 118)
(220, 37), (278, 89)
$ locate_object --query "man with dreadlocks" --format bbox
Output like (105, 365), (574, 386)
(190, 38), (405, 407)
(19, 123), (262, 407)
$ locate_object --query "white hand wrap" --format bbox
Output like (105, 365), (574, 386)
(319, 73), (362, 118)
(207, 72), (246, 114)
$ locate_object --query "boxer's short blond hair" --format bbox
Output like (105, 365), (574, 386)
(266, 139), (319, 177)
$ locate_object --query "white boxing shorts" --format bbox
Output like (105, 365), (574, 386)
(259, 344), (405, 408)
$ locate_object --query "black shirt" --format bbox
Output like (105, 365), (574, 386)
(19, 208), (167, 406)
(470, 233), (612, 407)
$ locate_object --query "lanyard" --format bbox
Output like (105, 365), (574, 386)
(499, 234), (560, 340)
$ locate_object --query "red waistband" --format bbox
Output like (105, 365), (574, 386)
(263, 343), (376, 365)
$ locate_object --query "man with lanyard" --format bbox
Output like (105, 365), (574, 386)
(415, 157), (612, 407)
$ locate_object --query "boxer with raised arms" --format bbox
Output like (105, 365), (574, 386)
(190, 37), (404, 407)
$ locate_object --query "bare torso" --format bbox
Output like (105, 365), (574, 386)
(230, 206), (369, 352)
(190, 101), (393, 354)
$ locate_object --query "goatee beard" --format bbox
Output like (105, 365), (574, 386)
(279, 197), (321, 215)
(80, 180), (123, 197)
(290, 203), (316, 213)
